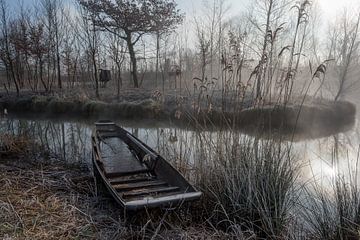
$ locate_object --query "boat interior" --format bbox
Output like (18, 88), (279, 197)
(92, 121), (201, 210)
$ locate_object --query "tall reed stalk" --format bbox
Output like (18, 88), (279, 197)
(301, 145), (360, 239)
(183, 130), (301, 238)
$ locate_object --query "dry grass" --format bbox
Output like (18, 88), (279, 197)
(0, 135), (237, 240)
(0, 135), (125, 239)
(0, 159), (240, 239)
(0, 158), (123, 239)
(0, 134), (33, 157)
(300, 154), (360, 239)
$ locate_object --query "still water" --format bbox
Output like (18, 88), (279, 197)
(1, 115), (359, 188)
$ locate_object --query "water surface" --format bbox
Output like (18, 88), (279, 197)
(1, 115), (359, 189)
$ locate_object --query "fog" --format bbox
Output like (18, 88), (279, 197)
(1, 0), (360, 239)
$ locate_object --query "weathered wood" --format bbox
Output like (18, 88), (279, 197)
(109, 176), (155, 185)
(105, 169), (150, 178)
(100, 137), (149, 176)
(113, 180), (167, 191)
(122, 186), (180, 198)
(124, 190), (184, 202)
(92, 121), (202, 210)
(125, 192), (203, 209)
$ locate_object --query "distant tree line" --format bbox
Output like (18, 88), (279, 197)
(0, 0), (183, 97)
(0, 0), (359, 104)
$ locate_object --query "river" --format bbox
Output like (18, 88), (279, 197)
(1, 114), (359, 190)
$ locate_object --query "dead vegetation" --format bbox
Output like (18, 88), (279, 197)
(0, 159), (234, 239)
(0, 135), (235, 240)
(0, 155), (122, 239)
(0, 134), (33, 157)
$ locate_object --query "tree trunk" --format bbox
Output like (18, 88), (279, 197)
(116, 61), (122, 99)
(91, 20), (99, 98)
(56, 28), (62, 89)
(39, 57), (48, 92)
(34, 59), (38, 91)
(92, 49), (99, 98)
(155, 31), (160, 88)
(126, 33), (139, 88)
(4, 64), (10, 89)
(117, 69), (122, 99)
(335, 13), (360, 101)
(8, 55), (19, 95)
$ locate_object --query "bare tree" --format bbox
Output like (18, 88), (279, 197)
(53, 0), (64, 90)
(40, 0), (65, 91)
(62, 25), (78, 88)
(0, 0), (20, 95)
(107, 31), (126, 99)
(76, 5), (101, 98)
(194, 20), (210, 83)
(333, 12), (360, 101)
(78, 0), (183, 88)
(28, 22), (49, 91)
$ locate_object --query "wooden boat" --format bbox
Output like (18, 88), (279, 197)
(91, 121), (202, 210)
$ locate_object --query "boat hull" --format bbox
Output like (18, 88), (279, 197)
(91, 121), (202, 210)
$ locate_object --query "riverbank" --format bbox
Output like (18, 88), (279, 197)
(2, 121), (360, 239)
(0, 89), (249, 120)
(239, 99), (356, 140)
(0, 135), (230, 240)
(0, 90), (356, 140)
(0, 92), (165, 120)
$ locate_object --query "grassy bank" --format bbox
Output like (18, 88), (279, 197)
(238, 100), (356, 140)
(0, 135), (123, 239)
(0, 92), (356, 139)
(0, 134), (236, 239)
(1, 128), (360, 239)
(187, 132), (300, 239)
(155, 126), (360, 238)
(0, 95), (165, 119)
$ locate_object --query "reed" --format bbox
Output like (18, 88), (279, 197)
(301, 146), (360, 239)
(160, 128), (301, 239)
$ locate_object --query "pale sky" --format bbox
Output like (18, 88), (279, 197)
(5, 0), (360, 19)
(5, 0), (360, 27)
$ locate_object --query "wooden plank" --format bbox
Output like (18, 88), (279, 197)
(126, 133), (158, 159)
(92, 123), (202, 211)
(122, 186), (180, 198)
(93, 147), (101, 162)
(98, 133), (119, 138)
(99, 137), (149, 175)
(109, 176), (155, 185)
(124, 190), (184, 202)
(113, 180), (167, 191)
(124, 192), (203, 210)
(95, 121), (115, 126)
(103, 160), (148, 175)
(105, 169), (150, 178)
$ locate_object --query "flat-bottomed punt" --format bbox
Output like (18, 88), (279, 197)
(92, 121), (202, 210)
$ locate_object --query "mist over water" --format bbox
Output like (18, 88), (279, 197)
(1, 114), (358, 189)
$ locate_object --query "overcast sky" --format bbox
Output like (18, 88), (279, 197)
(5, 0), (360, 27)
(5, 0), (360, 17)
